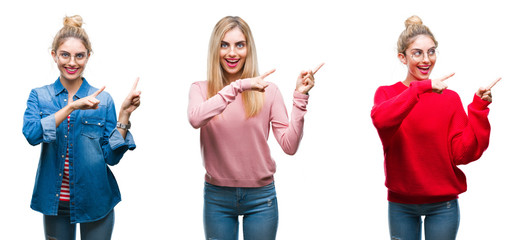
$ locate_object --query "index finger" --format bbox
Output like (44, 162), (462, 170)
(439, 72), (455, 82)
(92, 86), (106, 97)
(131, 77), (140, 91)
(312, 62), (325, 74)
(486, 77), (501, 90)
(261, 69), (276, 79)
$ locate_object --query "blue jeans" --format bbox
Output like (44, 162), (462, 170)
(204, 182), (278, 240)
(388, 199), (460, 240)
(43, 203), (114, 240)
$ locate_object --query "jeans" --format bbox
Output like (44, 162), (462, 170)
(204, 182), (278, 240)
(43, 201), (114, 240)
(388, 199), (460, 240)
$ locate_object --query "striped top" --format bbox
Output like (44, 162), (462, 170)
(59, 115), (71, 201)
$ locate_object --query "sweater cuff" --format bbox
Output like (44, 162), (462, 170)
(237, 79), (252, 92)
(293, 91), (309, 110)
(410, 80), (433, 94)
(293, 90), (309, 99)
(471, 94), (491, 110)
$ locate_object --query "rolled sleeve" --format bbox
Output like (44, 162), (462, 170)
(41, 114), (57, 143)
(109, 128), (136, 150)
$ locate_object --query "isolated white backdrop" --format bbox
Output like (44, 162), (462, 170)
(1, 0), (522, 239)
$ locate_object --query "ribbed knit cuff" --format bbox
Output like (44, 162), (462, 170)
(471, 94), (491, 110)
(410, 79), (433, 94)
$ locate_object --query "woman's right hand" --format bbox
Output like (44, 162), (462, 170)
(247, 69), (275, 92)
(431, 73), (454, 94)
(69, 86), (105, 110)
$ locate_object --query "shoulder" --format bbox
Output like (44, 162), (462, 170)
(29, 82), (55, 100)
(190, 81), (208, 95)
(442, 89), (461, 101)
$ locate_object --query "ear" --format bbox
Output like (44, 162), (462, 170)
(51, 51), (58, 63)
(398, 52), (407, 65)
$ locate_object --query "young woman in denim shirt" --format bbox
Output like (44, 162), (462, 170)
(22, 15), (141, 240)
(188, 16), (323, 240)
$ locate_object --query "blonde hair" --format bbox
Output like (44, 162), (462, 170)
(52, 15), (92, 53)
(207, 16), (263, 118)
(397, 15), (437, 54)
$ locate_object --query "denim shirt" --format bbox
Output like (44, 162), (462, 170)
(22, 78), (136, 223)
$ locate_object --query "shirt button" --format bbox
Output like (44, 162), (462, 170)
(85, 121), (88, 124)
(59, 173), (62, 176)
(98, 123), (101, 126)
(62, 155), (65, 158)
(56, 194), (59, 197)
(64, 99), (67, 102)
(65, 135), (67, 138)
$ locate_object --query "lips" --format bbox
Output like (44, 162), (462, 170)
(65, 67), (79, 74)
(225, 58), (239, 68)
(417, 65), (431, 74)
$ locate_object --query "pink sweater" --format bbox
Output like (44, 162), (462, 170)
(188, 79), (309, 187)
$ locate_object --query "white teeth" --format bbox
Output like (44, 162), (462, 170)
(226, 59), (239, 63)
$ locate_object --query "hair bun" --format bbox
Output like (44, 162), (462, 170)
(63, 15), (83, 28)
(404, 15), (423, 28)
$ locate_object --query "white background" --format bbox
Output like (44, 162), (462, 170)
(1, 0), (523, 239)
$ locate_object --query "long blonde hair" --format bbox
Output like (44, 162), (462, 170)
(207, 16), (264, 118)
(397, 15), (438, 54)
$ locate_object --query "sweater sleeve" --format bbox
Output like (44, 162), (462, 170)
(188, 79), (251, 129)
(371, 80), (432, 145)
(449, 94), (491, 165)
(270, 89), (309, 155)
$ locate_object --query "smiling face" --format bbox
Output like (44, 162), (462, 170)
(398, 35), (437, 84)
(52, 37), (90, 84)
(219, 27), (247, 82)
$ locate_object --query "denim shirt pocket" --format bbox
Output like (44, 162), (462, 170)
(81, 117), (106, 139)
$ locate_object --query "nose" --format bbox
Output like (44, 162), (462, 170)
(68, 56), (77, 65)
(422, 52), (430, 63)
(227, 46), (237, 57)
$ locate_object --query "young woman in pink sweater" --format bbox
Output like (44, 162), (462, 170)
(371, 16), (499, 240)
(188, 16), (322, 240)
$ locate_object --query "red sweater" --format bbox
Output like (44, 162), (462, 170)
(371, 80), (491, 204)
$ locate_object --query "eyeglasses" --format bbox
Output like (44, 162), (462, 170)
(409, 48), (438, 61)
(56, 51), (88, 62)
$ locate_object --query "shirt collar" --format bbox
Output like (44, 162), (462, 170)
(52, 77), (91, 98)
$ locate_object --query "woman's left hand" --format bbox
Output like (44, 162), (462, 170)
(476, 77), (501, 102)
(120, 78), (141, 117)
(296, 63), (324, 94)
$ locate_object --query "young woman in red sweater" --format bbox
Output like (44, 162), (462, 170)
(371, 15), (499, 240)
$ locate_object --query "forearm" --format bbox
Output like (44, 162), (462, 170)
(371, 80), (431, 131)
(117, 110), (131, 139)
(273, 91), (308, 155)
(451, 95), (491, 165)
(188, 80), (249, 128)
(54, 103), (75, 128)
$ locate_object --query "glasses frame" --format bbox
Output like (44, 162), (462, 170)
(408, 48), (438, 62)
(55, 50), (89, 63)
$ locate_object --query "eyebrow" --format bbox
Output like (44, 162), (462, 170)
(410, 47), (436, 51)
(221, 40), (246, 45)
(58, 50), (87, 54)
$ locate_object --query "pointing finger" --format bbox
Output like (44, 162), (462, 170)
(261, 69), (276, 79)
(131, 77), (140, 91)
(486, 77), (501, 90)
(312, 62), (325, 74)
(440, 73), (455, 82)
(92, 86), (106, 97)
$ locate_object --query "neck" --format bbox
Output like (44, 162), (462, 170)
(60, 77), (83, 96)
(402, 74), (427, 87)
